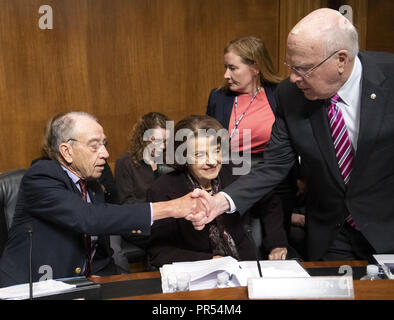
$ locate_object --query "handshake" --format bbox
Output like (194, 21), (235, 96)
(154, 189), (231, 230)
(151, 189), (288, 260)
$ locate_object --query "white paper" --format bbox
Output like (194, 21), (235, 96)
(239, 260), (310, 280)
(373, 254), (394, 279)
(160, 256), (242, 292)
(0, 280), (76, 300)
(160, 257), (310, 293)
(248, 276), (354, 300)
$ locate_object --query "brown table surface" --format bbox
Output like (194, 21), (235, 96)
(90, 260), (394, 300)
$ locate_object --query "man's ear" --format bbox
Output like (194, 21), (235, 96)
(59, 143), (73, 164)
(337, 50), (349, 75)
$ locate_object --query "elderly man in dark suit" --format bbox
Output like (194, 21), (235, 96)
(191, 8), (394, 261)
(0, 112), (203, 287)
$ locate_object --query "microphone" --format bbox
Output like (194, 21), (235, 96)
(26, 224), (33, 300)
(245, 224), (262, 278)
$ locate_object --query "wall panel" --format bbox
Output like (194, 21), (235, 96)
(0, 0), (393, 173)
(0, 0), (279, 171)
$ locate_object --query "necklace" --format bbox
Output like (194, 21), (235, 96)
(229, 87), (261, 141)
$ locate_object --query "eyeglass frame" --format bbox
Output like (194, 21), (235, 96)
(283, 50), (340, 78)
(67, 138), (108, 153)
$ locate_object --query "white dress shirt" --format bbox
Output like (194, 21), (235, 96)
(336, 56), (363, 151)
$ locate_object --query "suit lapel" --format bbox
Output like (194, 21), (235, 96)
(309, 99), (346, 191)
(87, 181), (102, 204)
(221, 94), (236, 129)
(349, 53), (390, 188)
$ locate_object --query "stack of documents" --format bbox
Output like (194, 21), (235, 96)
(373, 254), (394, 279)
(160, 256), (310, 293)
(0, 279), (76, 300)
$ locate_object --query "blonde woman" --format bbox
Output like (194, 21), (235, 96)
(206, 36), (298, 235)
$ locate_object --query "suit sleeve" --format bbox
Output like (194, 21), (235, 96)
(258, 193), (288, 251)
(224, 87), (298, 214)
(22, 165), (152, 236)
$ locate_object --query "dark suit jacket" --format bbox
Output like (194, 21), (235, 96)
(115, 154), (158, 205)
(0, 159), (151, 287)
(224, 51), (394, 260)
(146, 165), (287, 267)
(206, 84), (278, 129)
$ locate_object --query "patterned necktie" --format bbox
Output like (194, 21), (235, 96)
(78, 179), (92, 276)
(328, 94), (358, 229)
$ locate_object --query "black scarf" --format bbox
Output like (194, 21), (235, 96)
(185, 171), (240, 260)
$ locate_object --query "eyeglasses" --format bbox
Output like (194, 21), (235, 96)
(67, 138), (108, 152)
(150, 137), (166, 146)
(283, 50), (339, 78)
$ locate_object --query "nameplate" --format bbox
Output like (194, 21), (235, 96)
(248, 276), (354, 300)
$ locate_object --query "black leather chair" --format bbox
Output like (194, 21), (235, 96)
(0, 169), (27, 257)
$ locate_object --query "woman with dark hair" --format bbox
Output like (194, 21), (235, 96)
(115, 112), (170, 205)
(206, 36), (298, 236)
(147, 115), (287, 268)
(113, 112), (170, 271)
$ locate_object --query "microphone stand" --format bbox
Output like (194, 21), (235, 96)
(27, 225), (33, 300)
(245, 225), (263, 278)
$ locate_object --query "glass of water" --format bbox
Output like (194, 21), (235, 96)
(167, 274), (178, 292)
(176, 272), (191, 291)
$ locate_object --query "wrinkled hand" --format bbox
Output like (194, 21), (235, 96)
(268, 247), (287, 260)
(185, 189), (227, 230)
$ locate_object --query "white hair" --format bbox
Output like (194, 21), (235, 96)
(324, 14), (359, 60)
(49, 112), (98, 157)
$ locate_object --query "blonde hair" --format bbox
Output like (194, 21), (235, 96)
(221, 36), (282, 90)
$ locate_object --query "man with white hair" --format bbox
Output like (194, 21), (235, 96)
(192, 8), (394, 261)
(0, 112), (204, 287)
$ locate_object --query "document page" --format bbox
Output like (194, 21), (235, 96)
(238, 260), (310, 282)
(160, 256), (242, 292)
(373, 254), (394, 279)
(0, 279), (76, 300)
(160, 257), (310, 293)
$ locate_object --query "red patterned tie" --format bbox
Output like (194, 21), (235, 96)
(78, 179), (92, 276)
(328, 94), (358, 230)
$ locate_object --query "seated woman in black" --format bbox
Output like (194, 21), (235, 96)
(147, 115), (288, 267)
(115, 112), (170, 205)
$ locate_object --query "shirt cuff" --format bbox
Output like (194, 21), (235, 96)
(150, 202), (154, 225)
(218, 191), (236, 213)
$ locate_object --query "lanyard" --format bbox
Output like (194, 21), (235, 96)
(229, 88), (260, 141)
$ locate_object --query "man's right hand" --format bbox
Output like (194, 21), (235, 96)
(185, 189), (230, 230)
(152, 190), (208, 221)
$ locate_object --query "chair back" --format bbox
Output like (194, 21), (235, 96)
(0, 169), (26, 255)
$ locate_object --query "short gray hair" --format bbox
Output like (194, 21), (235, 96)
(49, 111), (97, 157)
(324, 18), (359, 60)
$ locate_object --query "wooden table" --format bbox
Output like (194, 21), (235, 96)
(91, 260), (394, 300)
